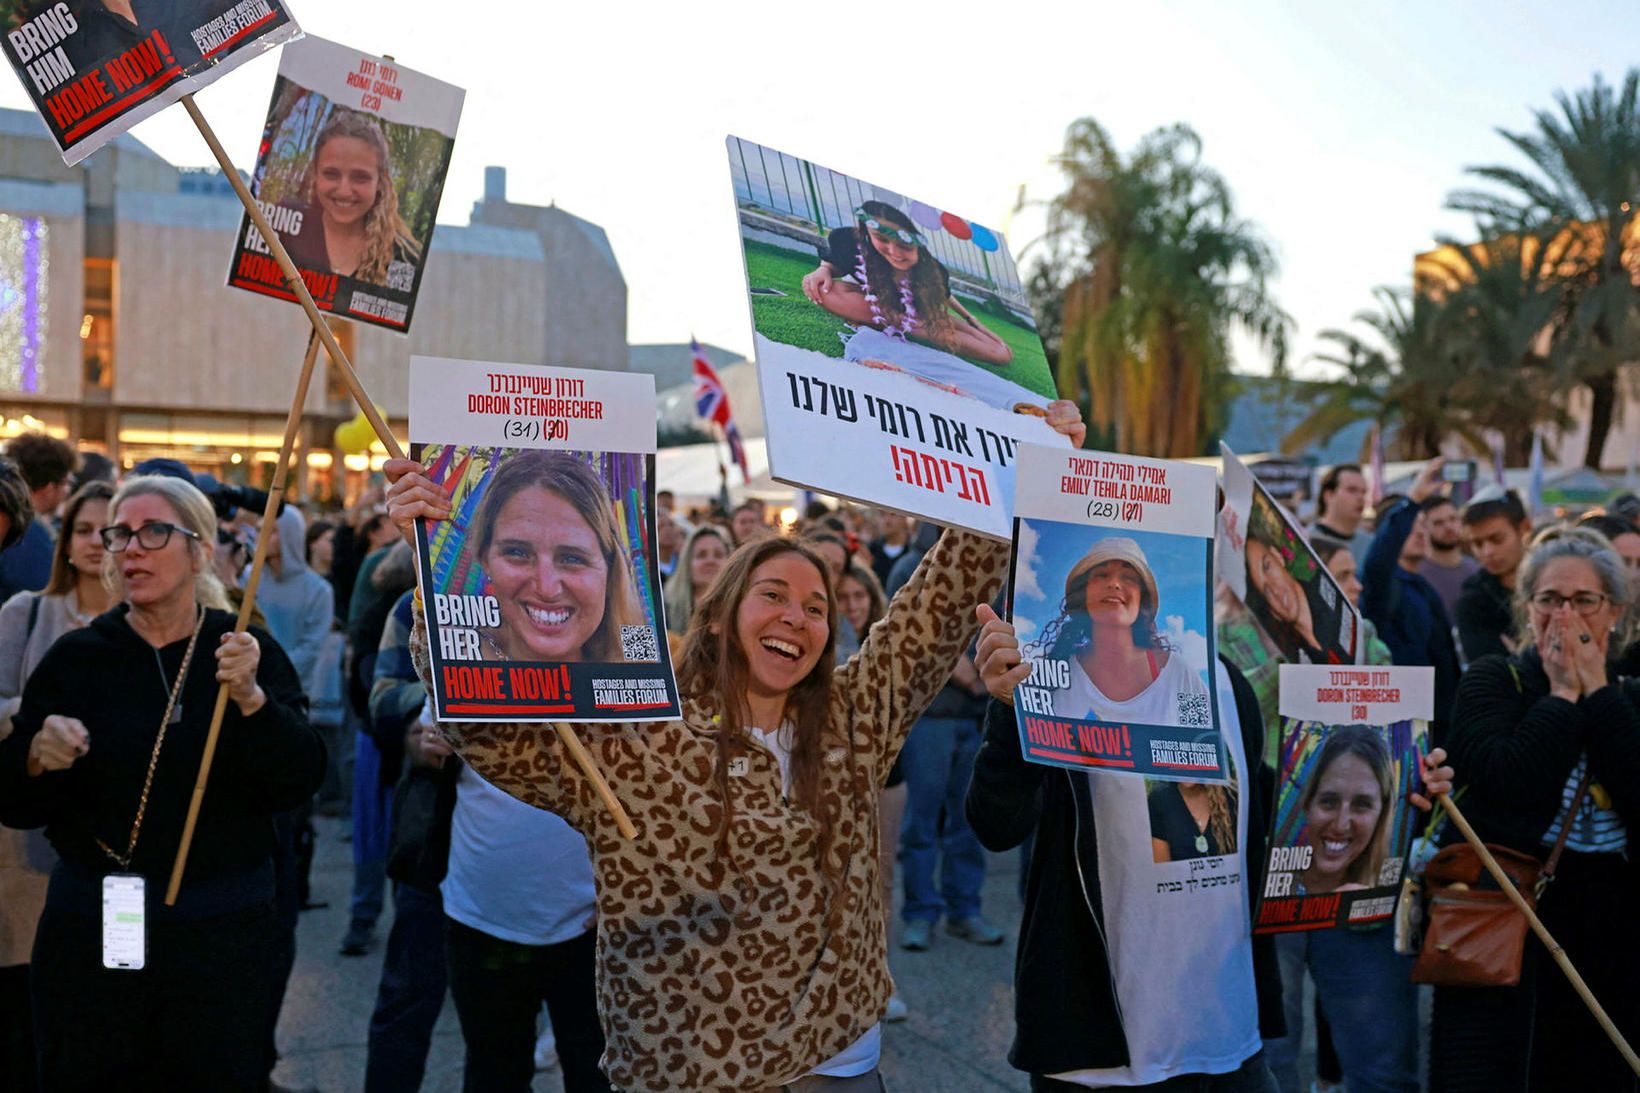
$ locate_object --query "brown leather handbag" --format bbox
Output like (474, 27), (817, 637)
(1411, 771), (1590, 988)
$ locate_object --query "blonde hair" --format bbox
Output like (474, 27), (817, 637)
(303, 109), (422, 283)
(106, 475), (231, 611)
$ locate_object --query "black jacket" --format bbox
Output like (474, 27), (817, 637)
(965, 656), (1284, 1077)
(1447, 651), (1640, 855)
(1454, 568), (1515, 664)
(1359, 497), (1462, 741)
(0, 606), (324, 912)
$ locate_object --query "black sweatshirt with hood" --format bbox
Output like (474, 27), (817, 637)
(965, 655), (1284, 1077)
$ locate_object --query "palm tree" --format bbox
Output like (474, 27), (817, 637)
(1417, 223), (1569, 463)
(1448, 70), (1640, 468)
(1025, 119), (1290, 458)
(1282, 288), (1483, 460)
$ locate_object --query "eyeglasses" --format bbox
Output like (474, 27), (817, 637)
(99, 522), (201, 553)
(1530, 591), (1611, 615)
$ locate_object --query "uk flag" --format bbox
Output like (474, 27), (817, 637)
(692, 339), (749, 480)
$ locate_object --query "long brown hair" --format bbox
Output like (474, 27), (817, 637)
(303, 109), (422, 283)
(675, 538), (861, 891)
(44, 480), (113, 596)
(853, 200), (960, 351)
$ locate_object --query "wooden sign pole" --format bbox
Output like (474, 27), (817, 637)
(163, 95), (635, 903)
(166, 330), (320, 903)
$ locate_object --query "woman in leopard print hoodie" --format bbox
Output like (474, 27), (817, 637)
(382, 404), (1083, 1092)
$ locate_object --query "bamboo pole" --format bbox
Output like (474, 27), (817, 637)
(159, 97), (635, 887)
(180, 93), (401, 458)
(555, 725), (636, 839)
(166, 330), (321, 904)
(1437, 792), (1640, 1077)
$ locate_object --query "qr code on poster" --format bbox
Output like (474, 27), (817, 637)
(384, 259), (416, 293)
(1178, 693), (1211, 727)
(621, 625), (660, 662)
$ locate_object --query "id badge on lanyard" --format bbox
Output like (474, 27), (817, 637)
(102, 873), (146, 970)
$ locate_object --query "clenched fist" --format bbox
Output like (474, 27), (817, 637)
(28, 715), (89, 776)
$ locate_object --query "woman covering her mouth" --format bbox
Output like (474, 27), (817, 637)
(383, 400), (1088, 1092)
(1295, 725), (1392, 893)
(1033, 536), (1208, 728)
(469, 450), (644, 665)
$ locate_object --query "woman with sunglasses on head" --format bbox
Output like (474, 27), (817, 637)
(0, 474), (324, 1091)
(383, 401), (1087, 1092)
(1432, 527), (1640, 1092)
(801, 201), (1050, 414)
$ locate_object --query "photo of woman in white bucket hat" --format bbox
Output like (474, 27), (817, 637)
(1026, 534), (1210, 728)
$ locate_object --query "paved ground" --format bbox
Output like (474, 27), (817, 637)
(272, 817), (1323, 1092)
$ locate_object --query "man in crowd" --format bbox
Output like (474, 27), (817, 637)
(1360, 461), (1462, 741)
(1310, 463), (1371, 563)
(869, 510), (912, 589)
(1455, 486), (1532, 661)
(1417, 494), (1479, 617)
(730, 498), (770, 546)
(887, 523), (1005, 951)
(0, 432), (75, 602)
(656, 512), (682, 582)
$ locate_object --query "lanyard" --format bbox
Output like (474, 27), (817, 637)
(95, 607), (205, 870)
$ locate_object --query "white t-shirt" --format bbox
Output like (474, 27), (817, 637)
(747, 723), (882, 1078)
(441, 765), (597, 947)
(1052, 650), (1209, 727)
(1049, 672), (1261, 1087)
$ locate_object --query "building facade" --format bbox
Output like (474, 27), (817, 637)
(0, 110), (626, 503)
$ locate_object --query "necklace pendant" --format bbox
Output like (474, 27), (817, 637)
(1195, 834), (1209, 854)
(169, 704), (183, 726)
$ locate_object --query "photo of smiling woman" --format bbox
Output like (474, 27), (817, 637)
(1243, 489), (1354, 665)
(1292, 725), (1394, 893)
(1029, 535), (1209, 727)
(277, 109), (423, 286)
(468, 451), (644, 665)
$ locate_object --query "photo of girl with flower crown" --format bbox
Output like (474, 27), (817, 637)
(729, 137), (1056, 415)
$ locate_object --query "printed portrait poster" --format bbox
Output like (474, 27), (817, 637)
(227, 35), (462, 332)
(0, 0), (299, 165)
(409, 356), (681, 723)
(1254, 665), (1432, 933)
(726, 135), (1067, 539)
(1008, 444), (1229, 784)
(1219, 443), (1360, 665)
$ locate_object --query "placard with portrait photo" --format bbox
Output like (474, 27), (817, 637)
(726, 136), (1067, 539)
(227, 34), (462, 332)
(1219, 443), (1361, 666)
(1008, 444), (1229, 783)
(0, 0), (300, 164)
(1254, 664), (1432, 932)
(409, 356), (680, 723)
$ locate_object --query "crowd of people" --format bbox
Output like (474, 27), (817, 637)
(0, 424), (1633, 1093)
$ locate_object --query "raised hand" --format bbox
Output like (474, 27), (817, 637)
(383, 458), (452, 546)
(974, 603), (1031, 704)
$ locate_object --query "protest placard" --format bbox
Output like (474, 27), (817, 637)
(1219, 442), (1361, 665)
(725, 136), (1065, 539)
(226, 34), (461, 332)
(410, 356), (680, 723)
(0, 0), (299, 164)
(1008, 443), (1229, 783)
(1254, 664), (1432, 933)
